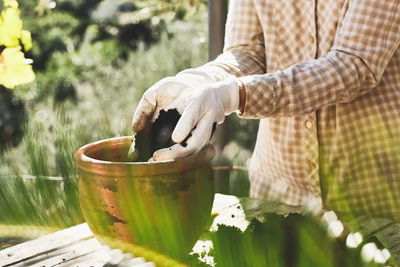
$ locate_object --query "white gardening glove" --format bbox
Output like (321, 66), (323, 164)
(152, 77), (240, 161)
(132, 70), (214, 133)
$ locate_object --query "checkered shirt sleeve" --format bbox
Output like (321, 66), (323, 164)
(238, 0), (400, 118)
(192, 0), (266, 81)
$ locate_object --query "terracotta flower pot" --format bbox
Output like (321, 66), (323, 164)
(74, 136), (215, 260)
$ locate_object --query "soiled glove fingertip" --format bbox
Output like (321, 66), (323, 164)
(151, 149), (169, 162)
(132, 109), (152, 133)
(131, 117), (143, 133)
(152, 145), (186, 161)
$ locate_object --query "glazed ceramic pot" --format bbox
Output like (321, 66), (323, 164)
(74, 136), (215, 260)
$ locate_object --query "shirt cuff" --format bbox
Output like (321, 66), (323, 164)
(236, 78), (246, 115)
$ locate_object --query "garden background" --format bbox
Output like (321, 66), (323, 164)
(0, 0), (257, 231)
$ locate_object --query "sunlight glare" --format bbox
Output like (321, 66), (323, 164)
(327, 220), (344, 237)
(322, 211), (337, 224)
(346, 232), (363, 248)
(361, 243), (378, 262)
(374, 248), (391, 264)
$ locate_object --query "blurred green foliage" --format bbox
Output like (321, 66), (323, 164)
(210, 216), (366, 267)
(0, 88), (26, 150)
(17, 0), (207, 103)
(0, 0), (274, 232)
(0, 0), (210, 229)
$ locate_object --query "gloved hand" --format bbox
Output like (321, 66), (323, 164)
(151, 77), (240, 161)
(132, 70), (213, 133)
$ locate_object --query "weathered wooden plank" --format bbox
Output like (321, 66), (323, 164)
(0, 224), (93, 266)
(27, 238), (104, 267)
(116, 257), (147, 267)
(56, 245), (112, 267)
(371, 221), (400, 266)
(3, 195), (400, 267)
(0, 195), (240, 267)
(106, 249), (133, 265)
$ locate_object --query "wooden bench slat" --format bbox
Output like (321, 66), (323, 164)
(117, 257), (147, 267)
(27, 238), (103, 267)
(0, 224), (93, 266)
(56, 245), (112, 267)
(373, 223), (400, 266)
(107, 249), (135, 265)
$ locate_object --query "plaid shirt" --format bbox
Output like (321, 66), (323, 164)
(193, 0), (400, 219)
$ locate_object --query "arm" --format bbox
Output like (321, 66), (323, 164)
(132, 0), (265, 160)
(180, 0), (266, 81)
(238, 0), (400, 119)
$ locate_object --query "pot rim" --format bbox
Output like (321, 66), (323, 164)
(74, 136), (215, 176)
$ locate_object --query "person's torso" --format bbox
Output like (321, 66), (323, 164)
(250, 0), (400, 219)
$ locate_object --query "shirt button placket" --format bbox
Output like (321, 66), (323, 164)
(309, 0), (317, 58)
(309, 34), (315, 44)
(309, 161), (317, 171)
(305, 120), (313, 129)
(303, 116), (321, 196)
(306, 0), (319, 195)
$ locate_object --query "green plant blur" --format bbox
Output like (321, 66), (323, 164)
(0, 0), (211, 228)
(0, 0), (257, 230)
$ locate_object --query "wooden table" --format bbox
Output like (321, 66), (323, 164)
(0, 194), (247, 267)
(1, 194), (399, 267)
(0, 223), (158, 267)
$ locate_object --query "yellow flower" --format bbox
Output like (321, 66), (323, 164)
(21, 30), (32, 51)
(0, 7), (22, 47)
(0, 47), (35, 89)
(3, 0), (18, 8)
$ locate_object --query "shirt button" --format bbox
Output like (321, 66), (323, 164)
(309, 34), (315, 43)
(305, 120), (313, 129)
(309, 162), (317, 170)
